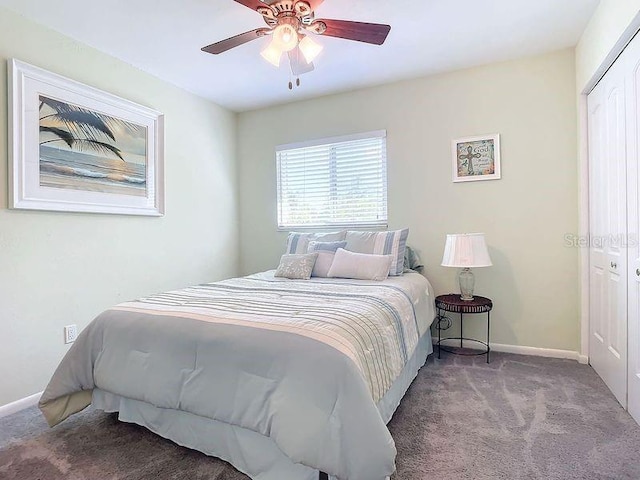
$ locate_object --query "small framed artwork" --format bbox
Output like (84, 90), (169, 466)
(452, 134), (501, 183)
(8, 59), (164, 216)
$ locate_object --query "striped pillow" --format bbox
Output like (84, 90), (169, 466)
(285, 231), (347, 255)
(344, 229), (409, 276)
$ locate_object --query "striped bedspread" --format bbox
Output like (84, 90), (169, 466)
(115, 272), (424, 403)
(39, 271), (434, 480)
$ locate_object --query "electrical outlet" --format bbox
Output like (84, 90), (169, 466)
(64, 325), (78, 344)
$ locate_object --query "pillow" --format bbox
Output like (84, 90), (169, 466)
(327, 248), (392, 281)
(344, 228), (409, 276)
(307, 241), (348, 277)
(275, 253), (318, 280)
(403, 245), (424, 273)
(285, 231), (347, 254)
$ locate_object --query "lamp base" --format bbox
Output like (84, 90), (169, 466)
(459, 268), (475, 301)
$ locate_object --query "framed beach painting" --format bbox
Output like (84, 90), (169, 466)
(452, 134), (501, 183)
(8, 59), (164, 216)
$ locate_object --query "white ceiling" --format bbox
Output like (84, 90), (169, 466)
(0, 0), (599, 112)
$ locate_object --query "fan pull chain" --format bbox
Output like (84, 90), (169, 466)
(287, 47), (302, 90)
(288, 77), (301, 90)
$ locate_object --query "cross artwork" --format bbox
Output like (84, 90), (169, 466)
(458, 145), (481, 175)
(452, 136), (499, 182)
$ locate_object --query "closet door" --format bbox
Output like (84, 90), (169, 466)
(625, 35), (640, 424)
(588, 59), (628, 408)
(588, 82), (610, 395)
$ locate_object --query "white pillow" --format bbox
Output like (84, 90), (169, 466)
(344, 228), (409, 276)
(327, 248), (393, 281)
(307, 241), (348, 277)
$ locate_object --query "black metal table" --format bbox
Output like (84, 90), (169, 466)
(435, 294), (493, 363)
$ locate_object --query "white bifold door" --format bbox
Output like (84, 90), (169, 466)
(588, 57), (628, 408)
(588, 31), (640, 424)
(624, 34), (640, 424)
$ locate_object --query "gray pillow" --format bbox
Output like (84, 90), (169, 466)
(275, 253), (318, 280)
(285, 231), (347, 254)
(403, 245), (424, 273)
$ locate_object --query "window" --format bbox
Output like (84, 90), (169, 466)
(276, 131), (388, 230)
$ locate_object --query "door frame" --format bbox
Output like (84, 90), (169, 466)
(580, 14), (640, 363)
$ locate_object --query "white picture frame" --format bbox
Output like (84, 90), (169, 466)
(452, 134), (501, 183)
(8, 59), (165, 216)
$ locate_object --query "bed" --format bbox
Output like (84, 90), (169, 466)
(39, 270), (436, 480)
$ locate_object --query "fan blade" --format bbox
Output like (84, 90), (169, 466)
(233, 0), (269, 11)
(315, 19), (391, 45)
(202, 29), (267, 54)
(288, 47), (314, 75)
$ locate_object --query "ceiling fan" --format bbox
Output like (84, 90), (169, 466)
(202, 0), (391, 87)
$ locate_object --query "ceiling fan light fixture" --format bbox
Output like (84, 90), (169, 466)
(261, 40), (282, 67)
(202, 1), (393, 81)
(272, 24), (299, 52)
(298, 35), (323, 63)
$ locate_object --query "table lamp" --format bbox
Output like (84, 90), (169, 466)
(441, 233), (492, 301)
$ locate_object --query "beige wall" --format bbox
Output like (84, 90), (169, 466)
(238, 49), (579, 352)
(0, 8), (239, 406)
(576, 0), (640, 91)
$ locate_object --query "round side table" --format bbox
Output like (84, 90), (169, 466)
(435, 294), (493, 363)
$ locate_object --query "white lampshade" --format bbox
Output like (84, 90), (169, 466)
(272, 24), (299, 52)
(298, 35), (323, 63)
(261, 40), (282, 67)
(441, 233), (493, 268)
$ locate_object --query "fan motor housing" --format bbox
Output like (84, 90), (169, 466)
(259, 1), (314, 27)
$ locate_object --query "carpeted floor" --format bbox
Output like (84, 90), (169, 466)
(1, 351), (640, 479)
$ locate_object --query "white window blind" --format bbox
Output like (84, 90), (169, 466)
(277, 131), (388, 230)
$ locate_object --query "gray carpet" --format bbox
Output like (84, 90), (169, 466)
(1, 352), (640, 479)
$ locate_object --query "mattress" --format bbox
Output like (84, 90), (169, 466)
(40, 271), (436, 480)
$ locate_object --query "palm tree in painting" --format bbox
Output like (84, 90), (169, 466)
(39, 96), (126, 161)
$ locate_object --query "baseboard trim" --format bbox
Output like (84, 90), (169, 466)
(436, 339), (589, 364)
(0, 392), (42, 419)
